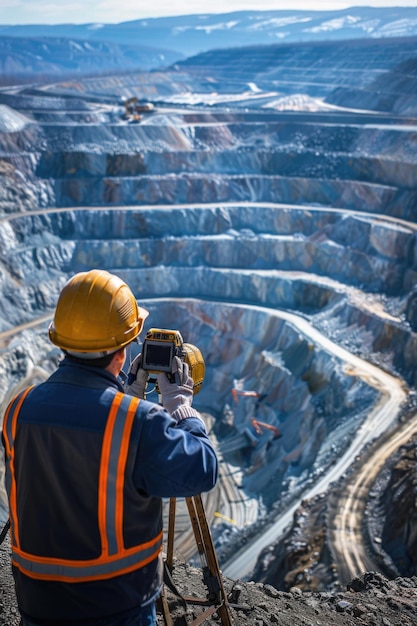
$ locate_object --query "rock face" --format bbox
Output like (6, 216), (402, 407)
(328, 57), (417, 116)
(381, 438), (417, 577)
(0, 28), (417, 620)
(253, 493), (335, 591)
(177, 36), (417, 101)
(406, 286), (417, 332)
(252, 435), (417, 591)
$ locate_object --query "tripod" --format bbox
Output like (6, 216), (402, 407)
(160, 495), (233, 626)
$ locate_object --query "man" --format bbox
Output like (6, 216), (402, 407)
(2, 269), (218, 626)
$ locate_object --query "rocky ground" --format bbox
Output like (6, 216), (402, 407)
(162, 563), (417, 625)
(1, 535), (417, 625)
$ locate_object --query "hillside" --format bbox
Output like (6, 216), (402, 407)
(2, 7), (417, 56)
(0, 35), (181, 82)
(1, 7), (417, 81)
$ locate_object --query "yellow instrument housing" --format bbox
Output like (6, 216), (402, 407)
(142, 328), (205, 395)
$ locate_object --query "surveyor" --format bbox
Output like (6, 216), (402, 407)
(2, 269), (218, 626)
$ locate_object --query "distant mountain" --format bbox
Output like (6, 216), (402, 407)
(1, 7), (417, 58)
(0, 36), (182, 83)
(1, 7), (417, 82)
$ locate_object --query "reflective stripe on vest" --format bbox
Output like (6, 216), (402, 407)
(2, 386), (35, 550)
(2, 390), (163, 582)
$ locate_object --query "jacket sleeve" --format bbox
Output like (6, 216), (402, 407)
(131, 401), (218, 498)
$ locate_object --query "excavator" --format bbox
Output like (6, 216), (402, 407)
(231, 388), (262, 404)
(250, 417), (281, 439)
(121, 97), (154, 123)
(244, 418), (281, 446)
(231, 387), (281, 443)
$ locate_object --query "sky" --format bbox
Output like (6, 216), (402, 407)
(0, 0), (416, 26)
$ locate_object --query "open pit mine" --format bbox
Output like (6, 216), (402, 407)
(0, 33), (417, 622)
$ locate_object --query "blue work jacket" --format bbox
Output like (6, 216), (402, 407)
(2, 357), (218, 624)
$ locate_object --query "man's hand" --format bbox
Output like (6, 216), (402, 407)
(125, 354), (148, 399)
(157, 356), (194, 416)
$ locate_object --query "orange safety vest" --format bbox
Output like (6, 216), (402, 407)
(2, 388), (163, 583)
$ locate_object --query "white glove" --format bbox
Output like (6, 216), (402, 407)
(125, 353), (148, 399)
(157, 356), (197, 420)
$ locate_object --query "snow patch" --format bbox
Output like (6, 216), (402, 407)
(351, 18), (380, 34)
(249, 16), (312, 31)
(195, 21), (239, 34)
(305, 15), (362, 33)
(173, 25), (190, 34)
(378, 18), (417, 35)
(0, 105), (30, 132)
(69, 40), (85, 52)
(262, 94), (337, 112)
(173, 21), (239, 35)
(160, 90), (279, 106)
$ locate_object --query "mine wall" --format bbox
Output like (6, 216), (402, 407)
(1, 38), (417, 587)
(2, 203), (417, 389)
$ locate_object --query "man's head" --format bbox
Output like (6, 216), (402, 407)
(48, 270), (149, 364)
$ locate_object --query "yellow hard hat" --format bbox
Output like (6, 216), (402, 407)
(48, 269), (148, 355)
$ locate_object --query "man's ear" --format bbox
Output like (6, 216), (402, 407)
(107, 347), (126, 376)
(115, 347), (126, 367)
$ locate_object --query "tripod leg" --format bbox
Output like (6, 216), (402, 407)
(159, 587), (174, 626)
(186, 496), (233, 626)
(186, 497), (207, 568)
(166, 497), (176, 571)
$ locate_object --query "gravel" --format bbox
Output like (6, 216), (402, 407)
(2, 536), (417, 626)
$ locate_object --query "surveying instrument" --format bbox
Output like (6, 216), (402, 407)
(142, 330), (233, 626)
